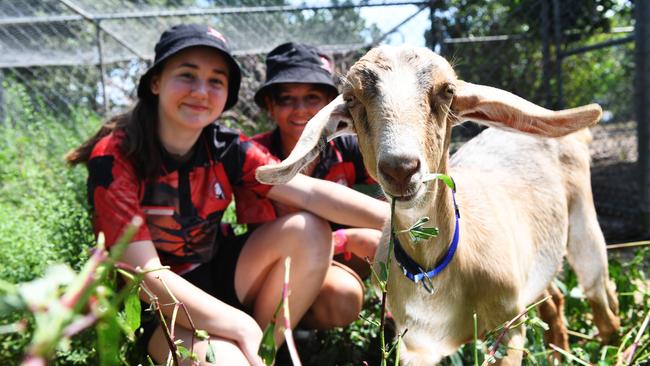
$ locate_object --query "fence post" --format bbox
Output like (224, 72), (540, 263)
(540, 0), (552, 108)
(551, 0), (563, 109)
(427, 0), (444, 54)
(636, 0), (650, 237)
(95, 20), (108, 114)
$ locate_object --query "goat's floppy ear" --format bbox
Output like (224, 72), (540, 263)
(256, 95), (353, 184)
(451, 80), (602, 137)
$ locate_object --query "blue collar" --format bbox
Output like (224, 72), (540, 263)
(393, 189), (460, 293)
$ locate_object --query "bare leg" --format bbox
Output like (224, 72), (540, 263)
(301, 261), (364, 329)
(235, 212), (332, 342)
(148, 324), (249, 366)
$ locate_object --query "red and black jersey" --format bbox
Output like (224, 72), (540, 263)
(87, 123), (279, 274)
(252, 128), (374, 187)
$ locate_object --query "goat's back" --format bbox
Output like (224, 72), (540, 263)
(449, 127), (593, 305)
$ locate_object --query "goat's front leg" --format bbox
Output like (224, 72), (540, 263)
(492, 325), (525, 366)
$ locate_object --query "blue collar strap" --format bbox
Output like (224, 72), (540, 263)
(393, 189), (460, 292)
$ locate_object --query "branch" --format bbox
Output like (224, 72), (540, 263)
(481, 296), (551, 366)
(281, 257), (301, 366)
(623, 309), (650, 365)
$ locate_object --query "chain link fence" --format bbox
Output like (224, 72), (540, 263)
(433, 0), (641, 241)
(0, 0), (645, 241)
(0, 1), (426, 120)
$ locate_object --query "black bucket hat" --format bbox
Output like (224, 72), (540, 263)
(254, 42), (338, 109)
(137, 23), (241, 110)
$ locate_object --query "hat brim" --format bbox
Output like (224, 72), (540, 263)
(254, 66), (338, 109)
(137, 41), (241, 111)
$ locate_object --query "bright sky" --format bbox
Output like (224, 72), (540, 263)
(359, 4), (430, 46)
(287, 1), (430, 47)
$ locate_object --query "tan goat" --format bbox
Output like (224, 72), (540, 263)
(256, 45), (620, 365)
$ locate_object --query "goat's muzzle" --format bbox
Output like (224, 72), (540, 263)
(378, 154), (422, 200)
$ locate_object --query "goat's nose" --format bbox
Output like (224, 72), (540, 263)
(378, 156), (420, 186)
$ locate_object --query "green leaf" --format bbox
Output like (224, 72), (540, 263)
(206, 340), (217, 363)
(421, 173), (455, 190)
(379, 262), (389, 283)
(0, 292), (25, 317)
(97, 316), (121, 366)
(449, 353), (465, 366)
(122, 291), (141, 334)
(527, 316), (549, 331)
(409, 227), (439, 242)
(146, 355), (156, 366)
(359, 314), (380, 327)
(409, 217), (430, 229)
(177, 345), (192, 360)
(402, 215), (439, 243)
(258, 322), (277, 365)
(195, 329), (210, 340)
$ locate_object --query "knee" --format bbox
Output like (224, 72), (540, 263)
(285, 212), (332, 265)
(312, 276), (364, 328)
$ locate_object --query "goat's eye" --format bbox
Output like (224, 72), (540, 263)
(444, 84), (455, 98)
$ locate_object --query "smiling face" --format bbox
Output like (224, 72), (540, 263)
(150, 46), (229, 152)
(265, 83), (334, 155)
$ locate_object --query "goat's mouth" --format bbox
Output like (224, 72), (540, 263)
(394, 191), (417, 202)
(384, 184), (423, 203)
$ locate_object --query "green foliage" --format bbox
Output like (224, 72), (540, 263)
(259, 321), (278, 365)
(297, 285), (389, 366)
(439, 246), (650, 365)
(429, 0), (633, 116)
(0, 80), (97, 282)
(0, 79), (101, 364)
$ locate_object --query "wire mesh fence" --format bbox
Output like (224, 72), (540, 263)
(435, 0), (640, 241)
(0, 0), (644, 241)
(0, 1), (427, 122)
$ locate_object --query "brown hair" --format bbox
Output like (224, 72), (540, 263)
(65, 92), (164, 181)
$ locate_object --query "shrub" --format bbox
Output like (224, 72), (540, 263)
(0, 80), (99, 363)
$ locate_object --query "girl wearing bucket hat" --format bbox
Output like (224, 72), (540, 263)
(252, 42), (383, 330)
(67, 25), (388, 365)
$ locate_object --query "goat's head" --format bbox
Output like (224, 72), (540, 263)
(256, 45), (602, 206)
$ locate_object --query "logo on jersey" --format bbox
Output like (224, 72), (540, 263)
(214, 182), (225, 199)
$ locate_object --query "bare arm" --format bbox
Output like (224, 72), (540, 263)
(267, 173), (389, 230)
(121, 240), (263, 365)
(335, 227), (382, 261)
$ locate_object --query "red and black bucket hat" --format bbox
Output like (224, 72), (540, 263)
(137, 23), (241, 111)
(254, 42), (338, 109)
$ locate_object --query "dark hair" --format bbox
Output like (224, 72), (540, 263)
(65, 89), (163, 181)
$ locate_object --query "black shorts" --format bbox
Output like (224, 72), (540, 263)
(138, 231), (252, 348)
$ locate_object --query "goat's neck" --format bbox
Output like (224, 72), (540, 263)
(393, 159), (456, 269)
